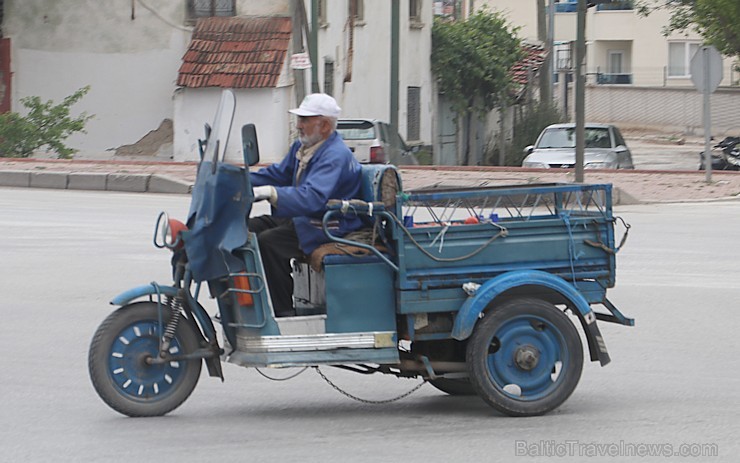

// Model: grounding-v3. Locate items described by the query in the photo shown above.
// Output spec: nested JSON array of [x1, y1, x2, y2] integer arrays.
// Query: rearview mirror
[[524, 145, 534, 155], [197, 123, 213, 160], [241, 124, 260, 166]]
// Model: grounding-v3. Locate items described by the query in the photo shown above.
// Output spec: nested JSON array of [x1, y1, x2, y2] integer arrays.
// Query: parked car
[[522, 123, 634, 170], [337, 118, 419, 165]]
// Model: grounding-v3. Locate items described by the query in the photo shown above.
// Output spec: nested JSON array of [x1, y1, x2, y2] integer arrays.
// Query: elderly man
[[250, 93, 363, 317]]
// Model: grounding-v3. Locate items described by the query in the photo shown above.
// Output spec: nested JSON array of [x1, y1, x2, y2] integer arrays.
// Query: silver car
[[522, 123, 634, 169], [336, 118, 418, 165]]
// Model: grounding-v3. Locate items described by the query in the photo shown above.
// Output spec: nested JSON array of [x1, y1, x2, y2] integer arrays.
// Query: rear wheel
[[466, 298, 583, 416], [88, 302, 202, 417]]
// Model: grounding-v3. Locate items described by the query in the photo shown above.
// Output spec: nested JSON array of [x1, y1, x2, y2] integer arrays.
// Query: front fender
[[110, 283, 179, 306], [452, 270, 610, 366]]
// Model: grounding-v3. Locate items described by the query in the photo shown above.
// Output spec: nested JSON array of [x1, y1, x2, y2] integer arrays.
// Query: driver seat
[[307, 164, 402, 272]]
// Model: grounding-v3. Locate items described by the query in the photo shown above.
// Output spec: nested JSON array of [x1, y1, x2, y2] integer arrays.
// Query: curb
[[0, 170, 192, 194]]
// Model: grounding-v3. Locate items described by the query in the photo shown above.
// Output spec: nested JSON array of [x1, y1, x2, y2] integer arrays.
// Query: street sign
[[690, 46, 723, 182], [290, 53, 312, 70], [690, 45, 723, 94]]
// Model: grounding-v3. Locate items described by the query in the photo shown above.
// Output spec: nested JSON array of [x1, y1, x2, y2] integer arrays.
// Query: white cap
[[289, 93, 341, 118]]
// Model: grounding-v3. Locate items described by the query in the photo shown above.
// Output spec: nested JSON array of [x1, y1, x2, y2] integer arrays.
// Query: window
[[407, 87, 421, 141], [318, 0, 327, 25], [349, 0, 364, 22], [555, 1, 577, 13], [596, 1, 634, 11], [668, 41, 700, 77], [409, 0, 421, 22], [613, 127, 626, 147], [324, 59, 334, 97], [336, 120, 376, 141], [187, 0, 235, 24], [608, 51, 623, 74]]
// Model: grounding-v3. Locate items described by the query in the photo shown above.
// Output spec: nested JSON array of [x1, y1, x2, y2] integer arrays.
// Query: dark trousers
[[248, 215, 304, 316]]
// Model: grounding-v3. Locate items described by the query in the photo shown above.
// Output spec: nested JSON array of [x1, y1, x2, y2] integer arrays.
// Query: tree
[[0, 86, 93, 159], [637, 0, 740, 59], [432, 9, 523, 164]]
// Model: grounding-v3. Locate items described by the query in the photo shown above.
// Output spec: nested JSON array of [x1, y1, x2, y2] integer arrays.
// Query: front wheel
[[88, 302, 202, 417], [466, 298, 583, 417]]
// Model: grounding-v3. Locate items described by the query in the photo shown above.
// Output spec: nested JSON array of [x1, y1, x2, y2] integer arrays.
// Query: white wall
[[173, 87, 293, 164], [4, 0, 191, 156], [310, 0, 433, 145], [581, 86, 740, 136], [4, 0, 434, 159], [2, 0, 292, 157]]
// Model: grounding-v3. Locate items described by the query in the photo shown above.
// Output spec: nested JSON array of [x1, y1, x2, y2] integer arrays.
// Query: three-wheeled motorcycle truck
[[88, 91, 634, 417]]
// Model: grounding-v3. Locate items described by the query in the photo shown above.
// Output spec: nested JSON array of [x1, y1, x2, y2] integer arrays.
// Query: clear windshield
[[337, 121, 376, 140], [202, 89, 236, 162], [537, 127, 611, 149]]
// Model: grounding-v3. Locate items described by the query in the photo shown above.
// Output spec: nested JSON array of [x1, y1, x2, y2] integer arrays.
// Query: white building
[[470, 0, 738, 87], [0, 0, 434, 162], [311, 0, 433, 147], [468, 0, 740, 134]]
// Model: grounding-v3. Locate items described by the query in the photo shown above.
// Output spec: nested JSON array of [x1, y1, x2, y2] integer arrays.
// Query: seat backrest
[[359, 164, 402, 210]]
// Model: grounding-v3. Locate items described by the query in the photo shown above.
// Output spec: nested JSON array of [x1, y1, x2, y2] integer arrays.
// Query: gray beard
[[299, 132, 323, 148]]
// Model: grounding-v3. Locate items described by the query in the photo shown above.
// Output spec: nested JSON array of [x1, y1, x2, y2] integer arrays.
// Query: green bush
[[0, 86, 93, 159]]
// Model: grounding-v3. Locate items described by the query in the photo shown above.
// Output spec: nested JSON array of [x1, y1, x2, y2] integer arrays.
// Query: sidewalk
[[2, 157, 740, 204]]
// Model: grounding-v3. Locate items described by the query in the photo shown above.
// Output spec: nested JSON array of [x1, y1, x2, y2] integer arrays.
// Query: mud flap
[[580, 311, 611, 366]]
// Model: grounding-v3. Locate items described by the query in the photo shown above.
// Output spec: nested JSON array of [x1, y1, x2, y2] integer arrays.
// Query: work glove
[[253, 185, 277, 203]]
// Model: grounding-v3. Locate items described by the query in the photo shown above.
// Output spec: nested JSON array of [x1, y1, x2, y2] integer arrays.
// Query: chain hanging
[[255, 367, 308, 381], [314, 366, 427, 405]]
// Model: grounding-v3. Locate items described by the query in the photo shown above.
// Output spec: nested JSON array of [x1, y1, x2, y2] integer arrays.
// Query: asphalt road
[[1, 188, 738, 462]]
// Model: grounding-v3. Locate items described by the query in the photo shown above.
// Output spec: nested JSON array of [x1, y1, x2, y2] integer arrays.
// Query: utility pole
[[574, 0, 586, 183], [537, 0, 551, 103], [390, 0, 399, 135], [547, 0, 555, 105], [291, 0, 307, 104], [309, 0, 320, 93]]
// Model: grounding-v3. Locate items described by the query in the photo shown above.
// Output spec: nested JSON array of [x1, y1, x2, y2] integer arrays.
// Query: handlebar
[[326, 199, 385, 215]]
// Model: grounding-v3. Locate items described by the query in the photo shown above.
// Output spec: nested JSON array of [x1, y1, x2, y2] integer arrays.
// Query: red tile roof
[[177, 16, 292, 89], [510, 43, 547, 86]]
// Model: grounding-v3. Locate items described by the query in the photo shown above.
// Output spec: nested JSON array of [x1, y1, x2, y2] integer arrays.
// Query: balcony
[[596, 1, 633, 11], [555, 2, 577, 13], [555, 1, 634, 13], [596, 73, 633, 84]]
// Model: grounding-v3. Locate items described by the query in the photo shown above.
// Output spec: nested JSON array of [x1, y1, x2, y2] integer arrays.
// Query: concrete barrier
[[107, 173, 150, 193], [30, 171, 69, 189], [149, 175, 191, 194], [68, 172, 108, 191], [0, 170, 31, 187]]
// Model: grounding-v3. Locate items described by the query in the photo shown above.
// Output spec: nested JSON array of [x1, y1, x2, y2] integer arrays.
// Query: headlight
[[725, 154, 740, 166], [584, 162, 612, 169], [522, 161, 549, 169]]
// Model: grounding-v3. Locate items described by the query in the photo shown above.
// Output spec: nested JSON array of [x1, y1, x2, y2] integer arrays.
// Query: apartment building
[[468, 0, 740, 134], [471, 0, 737, 87]]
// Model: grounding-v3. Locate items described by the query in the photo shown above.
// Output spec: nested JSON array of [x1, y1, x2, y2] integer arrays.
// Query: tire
[[429, 378, 477, 396], [88, 302, 202, 417], [466, 298, 583, 417]]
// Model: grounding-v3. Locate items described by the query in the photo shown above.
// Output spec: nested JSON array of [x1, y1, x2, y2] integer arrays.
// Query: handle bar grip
[[326, 199, 385, 215]]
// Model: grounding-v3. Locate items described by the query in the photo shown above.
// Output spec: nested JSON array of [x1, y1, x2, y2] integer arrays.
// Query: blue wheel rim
[[486, 315, 569, 401], [107, 320, 186, 401]]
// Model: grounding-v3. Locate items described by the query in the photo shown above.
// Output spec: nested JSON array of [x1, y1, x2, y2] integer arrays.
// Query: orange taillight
[[233, 275, 254, 306]]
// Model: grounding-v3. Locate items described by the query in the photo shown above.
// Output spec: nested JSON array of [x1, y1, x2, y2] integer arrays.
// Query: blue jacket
[[251, 132, 363, 254]]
